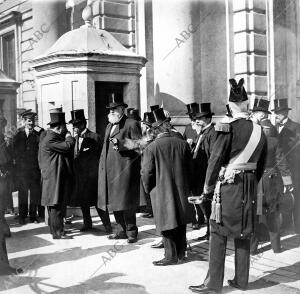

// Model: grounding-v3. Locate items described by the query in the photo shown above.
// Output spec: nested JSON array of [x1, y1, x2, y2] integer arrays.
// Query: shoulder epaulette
[[214, 122, 231, 132]]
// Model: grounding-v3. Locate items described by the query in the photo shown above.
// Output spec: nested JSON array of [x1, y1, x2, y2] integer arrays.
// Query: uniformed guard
[[189, 78, 267, 294], [13, 110, 44, 225]]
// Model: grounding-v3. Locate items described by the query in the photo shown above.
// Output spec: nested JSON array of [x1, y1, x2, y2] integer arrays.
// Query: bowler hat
[[272, 99, 291, 112], [150, 105, 160, 112], [106, 93, 128, 109], [47, 111, 66, 126], [69, 109, 87, 124], [195, 103, 215, 119], [152, 108, 168, 127], [229, 78, 248, 102], [251, 98, 271, 114], [20, 109, 37, 119], [127, 108, 141, 121], [225, 104, 232, 117], [141, 112, 155, 126]]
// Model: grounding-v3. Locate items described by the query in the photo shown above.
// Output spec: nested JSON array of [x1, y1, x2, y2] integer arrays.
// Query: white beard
[[108, 113, 122, 124]]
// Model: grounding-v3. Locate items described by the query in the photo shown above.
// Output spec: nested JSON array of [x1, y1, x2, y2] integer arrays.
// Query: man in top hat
[[183, 103, 199, 151], [69, 109, 112, 233], [272, 98, 300, 233], [189, 103, 217, 239], [12, 109, 44, 225], [189, 78, 267, 294], [98, 93, 142, 243], [127, 108, 141, 122], [39, 110, 75, 239], [141, 107, 192, 265]]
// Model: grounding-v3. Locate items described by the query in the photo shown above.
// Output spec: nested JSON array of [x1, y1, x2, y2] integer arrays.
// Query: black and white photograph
[[0, 0, 300, 293]]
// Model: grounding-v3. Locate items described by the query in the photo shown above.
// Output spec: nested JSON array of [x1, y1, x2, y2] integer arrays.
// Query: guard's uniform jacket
[[276, 118, 300, 231], [204, 115, 267, 238]]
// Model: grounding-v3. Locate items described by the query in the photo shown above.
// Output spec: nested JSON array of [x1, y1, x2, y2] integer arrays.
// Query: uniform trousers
[[81, 205, 111, 228], [18, 173, 40, 220], [113, 209, 138, 238], [48, 204, 66, 237], [199, 201, 211, 235], [161, 225, 187, 261], [0, 227, 12, 275], [204, 226, 250, 291]]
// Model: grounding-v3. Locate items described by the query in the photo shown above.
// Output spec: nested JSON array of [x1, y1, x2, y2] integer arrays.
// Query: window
[[1, 31, 16, 79]]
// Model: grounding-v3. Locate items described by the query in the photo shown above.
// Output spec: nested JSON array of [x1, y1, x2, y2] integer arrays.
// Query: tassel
[[256, 192, 263, 215], [210, 196, 216, 221], [216, 195, 222, 223]]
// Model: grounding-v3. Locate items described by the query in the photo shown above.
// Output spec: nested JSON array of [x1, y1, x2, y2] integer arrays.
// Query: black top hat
[[251, 98, 271, 114], [69, 109, 87, 124], [225, 104, 232, 117], [195, 103, 215, 119], [152, 108, 168, 127], [106, 93, 128, 109], [47, 111, 66, 126], [150, 105, 160, 112], [186, 103, 199, 115], [229, 78, 248, 102], [127, 108, 141, 121], [272, 99, 292, 112], [20, 109, 37, 118], [141, 112, 155, 126]]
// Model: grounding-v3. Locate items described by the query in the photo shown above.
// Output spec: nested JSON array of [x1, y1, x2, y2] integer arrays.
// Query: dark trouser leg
[[96, 207, 111, 228], [174, 225, 187, 259], [81, 205, 92, 227], [293, 183, 300, 232], [266, 212, 281, 253], [200, 201, 211, 235], [124, 209, 138, 238], [49, 205, 64, 237], [18, 176, 29, 219], [29, 177, 41, 219], [113, 211, 127, 236], [234, 238, 250, 289], [38, 205, 45, 218], [161, 229, 178, 261], [250, 234, 259, 254], [192, 204, 205, 225], [204, 226, 227, 292], [0, 227, 12, 275]]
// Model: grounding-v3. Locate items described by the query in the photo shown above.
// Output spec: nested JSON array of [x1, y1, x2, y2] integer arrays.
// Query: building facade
[[0, 0, 299, 130]]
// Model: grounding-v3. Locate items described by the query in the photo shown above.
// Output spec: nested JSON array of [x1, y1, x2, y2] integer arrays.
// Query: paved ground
[[1, 212, 300, 294]]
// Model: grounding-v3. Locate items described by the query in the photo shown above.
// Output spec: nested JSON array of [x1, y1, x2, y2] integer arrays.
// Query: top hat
[[186, 103, 199, 115], [152, 108, 168, 127], [225, 104, 232, 117], [127, 108, 141, 121], [251, 98, 271, 114], [195, 103, 215, 119], [69, 109, 87, 124], [20, 109, 37, 119], [272, 99, 292, 112], [141, 112, 155, 126], [150, 105, 160, 112], [106, 93, 128, 109], [47, 111, 66, 126], [50, 107, 63, 113], [229, 78, 248, 102]]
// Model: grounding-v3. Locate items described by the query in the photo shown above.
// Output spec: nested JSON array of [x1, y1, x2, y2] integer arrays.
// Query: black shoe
[[127, 236, 138, 243], [151, 241, 164, 249], [192, 223, 200, 230], [227, 279, 246, 291], [152, 258, 177, 266], [4, 231, 11, 238], [188, 284, 220, 293], [80, 225, 93, 232], [30, 217, 40, 224], [19, 218, 26, 225], [104, 225, 113, 234], [197, 233, 209, 241], [108, 232, 127, 240]]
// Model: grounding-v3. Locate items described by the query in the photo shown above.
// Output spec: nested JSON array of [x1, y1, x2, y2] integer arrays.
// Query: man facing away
[[39, 110, 75, 239], [69, 109, 112, 233], [141, 108, 192, 266], [189, 78, 267, 294]]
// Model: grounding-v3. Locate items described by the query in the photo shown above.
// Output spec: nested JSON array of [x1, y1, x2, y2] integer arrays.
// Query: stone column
[[232, 0, 268, 106], [32, 1, 69, 57]]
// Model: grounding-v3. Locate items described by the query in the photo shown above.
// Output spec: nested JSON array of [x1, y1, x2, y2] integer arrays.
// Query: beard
[[108, 112, 122, 124]]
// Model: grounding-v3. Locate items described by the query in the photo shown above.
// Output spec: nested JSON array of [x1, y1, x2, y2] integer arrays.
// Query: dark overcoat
[[141, 133, 192, 232], [191, 124, 217, 195], [38, 131, 75, 206], [70, 129, 102, 207], [183, 123, 198, 149], [98, 115, 142, 212], [204, 118, 267, 238]]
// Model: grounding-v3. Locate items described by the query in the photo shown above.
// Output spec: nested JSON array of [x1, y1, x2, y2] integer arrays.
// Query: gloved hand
[[284, 185, 294, 193]]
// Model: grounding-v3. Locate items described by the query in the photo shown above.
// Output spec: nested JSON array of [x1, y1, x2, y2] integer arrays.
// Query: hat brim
[[250, 107, 271, 114], [69, 118, 88, 124], [194, 112, 214, 119], [272, 107, 292, 113], [47, 121, 66, 126], [106, 103, 128, 109], [152, 119, 168, 128]]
